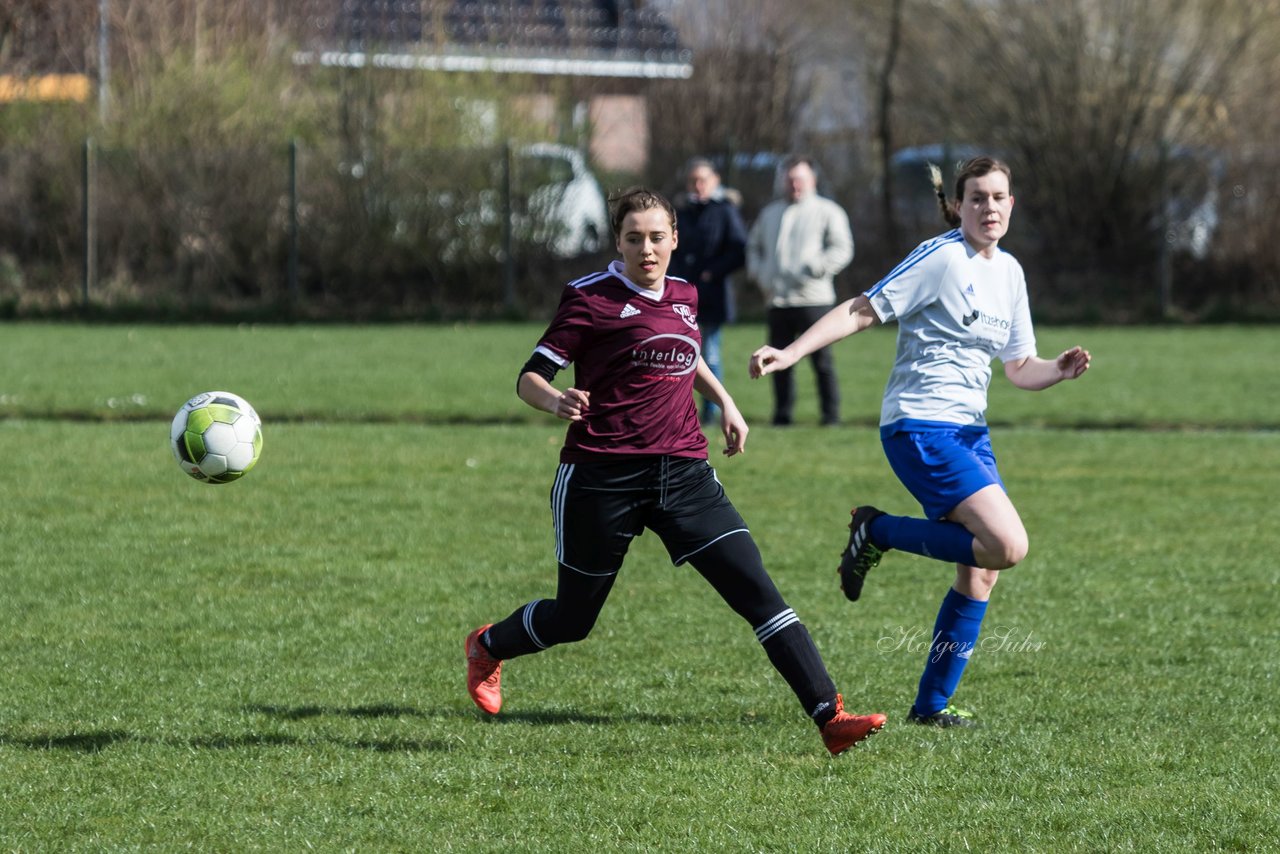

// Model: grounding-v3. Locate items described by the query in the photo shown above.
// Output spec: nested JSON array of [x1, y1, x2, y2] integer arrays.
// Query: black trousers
[[767, 304, 840, 425]]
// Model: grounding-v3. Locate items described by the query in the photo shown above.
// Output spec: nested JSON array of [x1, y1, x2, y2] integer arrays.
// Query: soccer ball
[[170, 391, 263, 483]]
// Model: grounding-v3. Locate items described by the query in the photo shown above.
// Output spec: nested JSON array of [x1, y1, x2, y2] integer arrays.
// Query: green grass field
[[2, 323, 1278, 851]]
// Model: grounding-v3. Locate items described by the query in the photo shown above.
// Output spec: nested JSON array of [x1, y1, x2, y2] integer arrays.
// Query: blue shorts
[[880, 421, 1005, 521]]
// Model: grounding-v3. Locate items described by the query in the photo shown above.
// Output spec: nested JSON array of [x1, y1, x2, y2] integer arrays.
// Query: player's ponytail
[[928, 163, 961, 227]]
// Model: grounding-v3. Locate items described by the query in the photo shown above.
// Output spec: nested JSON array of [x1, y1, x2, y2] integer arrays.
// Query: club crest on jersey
[[672, 304, 698, 330], [619, 302, 641, 319]]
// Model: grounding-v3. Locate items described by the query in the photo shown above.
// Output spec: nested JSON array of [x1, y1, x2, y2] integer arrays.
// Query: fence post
[[501, 140, 516, 313], [82, 137, 97, 304], [1157, 138, 1173, 319], [289, 138, 300, 308]]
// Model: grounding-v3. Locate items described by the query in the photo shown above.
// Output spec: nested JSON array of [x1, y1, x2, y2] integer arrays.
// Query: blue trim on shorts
[[879, 419, 1004, 521]]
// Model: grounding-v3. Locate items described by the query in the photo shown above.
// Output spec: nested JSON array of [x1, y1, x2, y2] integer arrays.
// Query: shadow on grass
[[245, 702, 699, 727], [0, 728, 450, 754], [490, 709, 692, 726], [242, 703, 420, 720], [0, 731, 131, 753], [0, 704, 720, 755]]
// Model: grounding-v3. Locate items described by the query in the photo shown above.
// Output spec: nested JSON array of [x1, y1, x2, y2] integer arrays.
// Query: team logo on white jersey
[[619, 303, 641, 319], [961, 309, 1011, 330], [672, 303, 698, 330]]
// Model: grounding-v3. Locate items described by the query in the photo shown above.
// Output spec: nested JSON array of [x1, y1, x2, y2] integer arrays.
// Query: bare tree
[[874, 0, 905, 255], [904, 0, 1268, 273], [1210, 1, 1280, 307], [0, 1, 96, 75], [646, 0, 820, 211]]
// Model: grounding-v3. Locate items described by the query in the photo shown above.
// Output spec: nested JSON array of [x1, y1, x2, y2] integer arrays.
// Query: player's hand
[[749, 346, 794, 379], [1057, 346, 1091, 380], [719, 401, 749, 457], [555, 388, 590, 421]]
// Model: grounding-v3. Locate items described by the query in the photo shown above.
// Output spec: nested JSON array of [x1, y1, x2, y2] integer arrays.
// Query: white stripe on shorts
[[552, 463, 574, 564], [672, 527, 748, 566]]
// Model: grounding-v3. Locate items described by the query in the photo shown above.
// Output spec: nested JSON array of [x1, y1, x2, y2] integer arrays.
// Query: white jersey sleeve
[[865, 230, 961, 324]]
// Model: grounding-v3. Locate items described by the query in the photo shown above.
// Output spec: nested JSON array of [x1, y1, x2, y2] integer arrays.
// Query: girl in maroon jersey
[[464, 187, 885, 755]]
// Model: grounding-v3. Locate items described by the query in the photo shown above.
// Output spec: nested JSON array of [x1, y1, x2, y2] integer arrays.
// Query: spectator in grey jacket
[[747, 156, 854, 426]]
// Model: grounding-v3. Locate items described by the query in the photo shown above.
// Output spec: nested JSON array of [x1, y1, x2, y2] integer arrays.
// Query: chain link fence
[[2, 134, 1278, 322], [1, 137, 614, 320]]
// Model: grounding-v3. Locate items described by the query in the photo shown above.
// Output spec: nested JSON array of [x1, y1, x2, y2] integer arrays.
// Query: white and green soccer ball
[[170, 391, 263, 484]]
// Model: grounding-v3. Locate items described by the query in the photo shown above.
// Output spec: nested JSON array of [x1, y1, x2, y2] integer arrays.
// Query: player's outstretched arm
[[749, 296, 880, 379], [518, 372, 590, 421]]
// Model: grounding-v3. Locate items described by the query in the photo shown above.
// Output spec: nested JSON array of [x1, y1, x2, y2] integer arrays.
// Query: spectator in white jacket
[[747, 156, 854, 426]]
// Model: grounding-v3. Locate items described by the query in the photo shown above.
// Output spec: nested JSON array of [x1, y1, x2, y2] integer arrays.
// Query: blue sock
[[912, 588, 988, 716], [870, 514, 976, 566]]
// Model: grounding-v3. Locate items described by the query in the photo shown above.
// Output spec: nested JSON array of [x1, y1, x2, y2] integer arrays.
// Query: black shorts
[[550, 456, 748, 574]]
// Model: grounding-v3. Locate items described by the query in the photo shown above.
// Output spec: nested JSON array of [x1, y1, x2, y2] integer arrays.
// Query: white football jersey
[[865, 229, 1037, 427]]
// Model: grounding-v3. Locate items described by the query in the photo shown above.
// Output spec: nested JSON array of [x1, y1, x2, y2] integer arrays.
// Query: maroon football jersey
[[532, 260, 707, 463]]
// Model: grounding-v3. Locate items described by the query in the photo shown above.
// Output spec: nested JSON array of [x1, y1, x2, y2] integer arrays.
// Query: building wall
[[588, 94, 649, 173]]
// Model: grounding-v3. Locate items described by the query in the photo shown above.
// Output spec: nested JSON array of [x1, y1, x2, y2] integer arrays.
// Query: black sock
[[483, 601, 547, 660], [760, 622, 840, 728]]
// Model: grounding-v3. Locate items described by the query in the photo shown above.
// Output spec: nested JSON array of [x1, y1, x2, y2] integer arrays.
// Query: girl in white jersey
[[750, 157, 1090, 727]]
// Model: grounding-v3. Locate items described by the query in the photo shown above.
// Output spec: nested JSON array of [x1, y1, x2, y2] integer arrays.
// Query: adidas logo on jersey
[[619, 303, 641, 318]]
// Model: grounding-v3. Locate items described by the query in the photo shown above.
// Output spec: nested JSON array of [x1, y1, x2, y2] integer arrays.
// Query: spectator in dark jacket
[[670, 157, 748, 424]]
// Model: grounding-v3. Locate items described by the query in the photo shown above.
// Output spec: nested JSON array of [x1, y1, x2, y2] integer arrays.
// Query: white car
[[393, 143, 611, 264], [514, 143, 611, 259]]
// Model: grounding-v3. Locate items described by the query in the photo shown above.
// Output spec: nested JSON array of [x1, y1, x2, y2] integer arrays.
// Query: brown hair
[[609, 186, 676, 238], [682, 156, 717, 178], [782, 154, 818, 173], [928, 156, 1013, 227]]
